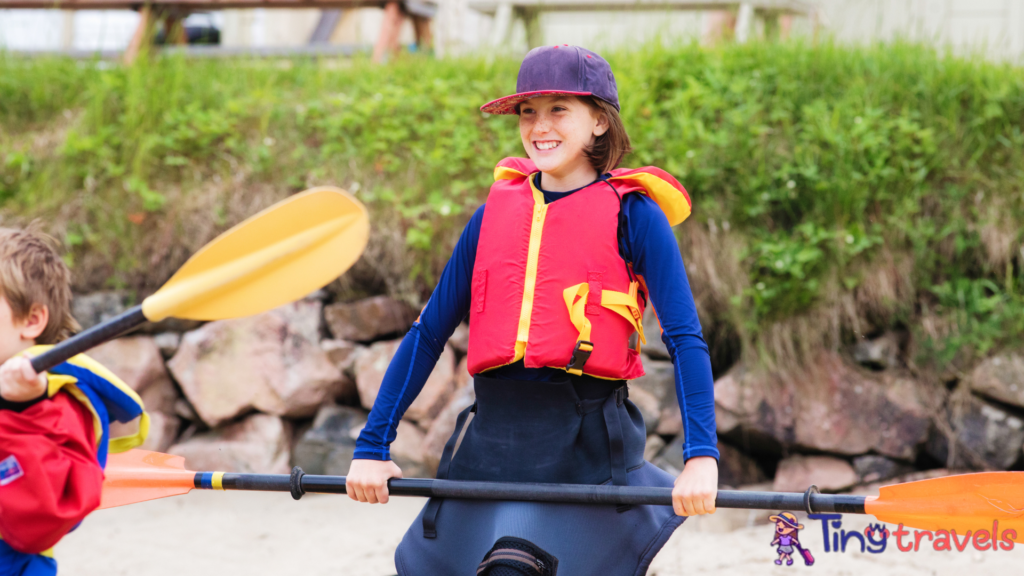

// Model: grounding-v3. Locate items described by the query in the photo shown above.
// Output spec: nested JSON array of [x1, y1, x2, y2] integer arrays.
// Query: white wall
[[0, 9, 138, 50], [2, 1, 1024, 61], [815, 0, 1024, 60]]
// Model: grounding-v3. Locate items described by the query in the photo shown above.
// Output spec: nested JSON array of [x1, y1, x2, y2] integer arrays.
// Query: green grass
[[3, 41, 1024, 371]]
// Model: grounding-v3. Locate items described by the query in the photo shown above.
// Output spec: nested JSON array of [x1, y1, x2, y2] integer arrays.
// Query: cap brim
[[480, 90, 593, 115]]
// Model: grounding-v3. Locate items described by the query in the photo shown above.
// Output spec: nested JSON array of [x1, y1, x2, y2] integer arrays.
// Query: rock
[[629, 386, 661, 435], [449, 323, 470, 355], [320, 339, 360, 402], [852, 333, 900, 370], [88, 336, 178, 414], [644, 435, 666, 462], [72, 292, 127, 330], [324, 296, 417, 342], [652, 433, 686, 476], [140, 411, 181, 453], [168, 300, 345, 427], [849, 468, 951, 496], [321, 339, 359, 374], [651, 438, 762, 487], [656, 402, 682, 436], [153, 332, 181, 359], [925, 395, 1024, 470], [169, 413, 291, 474], [352, 340, 455, 426], [631, 356, 676, 434], [717, 442, 766, 488], [715, 352, 935, 460], [632, 358, 675, 410], [423, 385, 476, 471], [454, 357, 471, 390], [773, 455, 858, 493], [353, 340, 398, 409], [852, 455, 914, 484], [968, 350, 1024, 410], [390, 420, 429, 478], [291, 404, 368, 476], [174, 397, 201, 422], [641, 307, 669, 360]]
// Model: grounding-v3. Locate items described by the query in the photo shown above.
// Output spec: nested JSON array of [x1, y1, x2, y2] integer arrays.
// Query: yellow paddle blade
[[100, 450, 197, 509], [141, 187, 369, 321], [865, 471, 1024, 533]]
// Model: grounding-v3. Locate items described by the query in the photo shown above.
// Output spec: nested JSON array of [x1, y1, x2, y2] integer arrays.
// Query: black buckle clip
[[565, 340, 594, 372]]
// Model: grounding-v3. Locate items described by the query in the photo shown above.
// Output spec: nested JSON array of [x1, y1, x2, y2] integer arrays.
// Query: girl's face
[[519, 95, 608, 179]]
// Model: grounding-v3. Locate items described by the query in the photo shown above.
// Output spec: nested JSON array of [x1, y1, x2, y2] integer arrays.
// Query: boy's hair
[[0, 227, 80, 344], [583, 97, 632, 175]]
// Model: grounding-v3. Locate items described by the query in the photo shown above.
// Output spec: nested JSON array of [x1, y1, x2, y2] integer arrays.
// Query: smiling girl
[[347, 45, 719, 575]]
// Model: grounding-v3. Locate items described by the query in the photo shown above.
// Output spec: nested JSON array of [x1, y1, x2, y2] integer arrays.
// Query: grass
[[2, 41, 1024, 373]]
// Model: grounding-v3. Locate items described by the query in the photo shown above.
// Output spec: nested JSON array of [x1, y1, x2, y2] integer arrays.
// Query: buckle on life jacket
[[566, 340, 594, 374]]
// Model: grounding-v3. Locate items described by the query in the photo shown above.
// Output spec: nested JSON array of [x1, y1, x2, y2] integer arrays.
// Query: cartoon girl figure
[[770, 512, 805, 566]]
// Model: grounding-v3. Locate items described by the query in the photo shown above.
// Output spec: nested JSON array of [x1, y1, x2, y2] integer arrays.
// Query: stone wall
[[74, 291, 1024, 491]]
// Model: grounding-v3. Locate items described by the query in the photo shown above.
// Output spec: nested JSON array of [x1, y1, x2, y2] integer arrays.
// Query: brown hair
[[583, 97, 632, 175], [0, 226, 79, 344]]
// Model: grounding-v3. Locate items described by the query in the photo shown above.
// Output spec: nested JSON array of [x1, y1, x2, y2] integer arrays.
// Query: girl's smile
[[519, 95, 608, 191]]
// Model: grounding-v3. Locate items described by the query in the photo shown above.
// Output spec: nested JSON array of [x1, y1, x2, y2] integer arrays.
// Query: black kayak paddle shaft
[[208, 468, 867, 515], [31, 306, 147, 373]]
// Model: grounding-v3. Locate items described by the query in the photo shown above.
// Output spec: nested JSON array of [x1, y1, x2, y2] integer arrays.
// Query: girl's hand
[[346, 459, 403, 504], [0, 356, 47, 403], [672, 456, 718, 516]]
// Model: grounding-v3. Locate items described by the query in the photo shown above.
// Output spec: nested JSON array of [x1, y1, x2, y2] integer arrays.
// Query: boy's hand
[[672, 456, 718, 516], [346, 459, 403, 504], [0, 356, 47, 403]]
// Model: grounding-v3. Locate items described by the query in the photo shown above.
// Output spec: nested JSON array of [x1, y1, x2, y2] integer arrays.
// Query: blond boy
[[0, 228, 147, 576]]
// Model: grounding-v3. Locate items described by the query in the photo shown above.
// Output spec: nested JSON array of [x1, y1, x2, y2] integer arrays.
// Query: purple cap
[[481, 44, 619, 115]]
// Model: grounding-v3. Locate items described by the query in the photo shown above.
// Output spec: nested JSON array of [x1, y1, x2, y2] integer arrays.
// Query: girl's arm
[[622, 193, 719, 516], [348, 205, 483, 502], [622, 194, 719, 461]]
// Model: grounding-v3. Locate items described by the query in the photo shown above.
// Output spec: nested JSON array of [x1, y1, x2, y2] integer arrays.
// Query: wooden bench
[[0, 0, 436, 62], [466, 0, 816, 48]]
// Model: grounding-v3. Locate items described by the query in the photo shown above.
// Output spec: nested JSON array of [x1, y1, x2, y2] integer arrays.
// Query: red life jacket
[[466, 158, 692, 381]]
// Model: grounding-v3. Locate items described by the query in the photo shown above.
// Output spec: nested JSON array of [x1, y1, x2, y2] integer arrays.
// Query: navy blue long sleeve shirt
[[355, 175, 719, 463]]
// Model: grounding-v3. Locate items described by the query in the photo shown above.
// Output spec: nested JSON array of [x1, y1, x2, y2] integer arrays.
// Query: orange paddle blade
[[100, 449, 196, 509], [865, 471, 1024, 532]]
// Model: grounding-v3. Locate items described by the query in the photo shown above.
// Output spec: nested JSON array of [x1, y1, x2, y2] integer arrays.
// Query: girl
[[347, 45, 719, 575]]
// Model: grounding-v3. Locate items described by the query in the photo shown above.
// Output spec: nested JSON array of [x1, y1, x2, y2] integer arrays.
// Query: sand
[[55, 491, 1019, 575]]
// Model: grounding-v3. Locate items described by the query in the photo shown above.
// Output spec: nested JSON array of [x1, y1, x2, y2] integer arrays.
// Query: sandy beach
[[54, 490, 1019, 576]]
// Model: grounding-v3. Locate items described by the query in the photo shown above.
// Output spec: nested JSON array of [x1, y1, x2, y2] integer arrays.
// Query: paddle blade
[[100, 449, 196, 509], [141, 187, 369, 322], [865, 471, 1024, 533]]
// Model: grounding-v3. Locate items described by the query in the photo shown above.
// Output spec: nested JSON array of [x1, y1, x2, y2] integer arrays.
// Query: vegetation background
[[2, 41, 1024, 380]]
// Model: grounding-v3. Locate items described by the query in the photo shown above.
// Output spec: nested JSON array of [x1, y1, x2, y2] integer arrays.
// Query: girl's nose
[[533, 113, 552, 133]]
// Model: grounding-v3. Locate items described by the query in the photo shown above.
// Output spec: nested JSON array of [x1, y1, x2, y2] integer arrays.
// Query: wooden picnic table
[[467, 0, 816, 48], [0, 0, 436, 62]]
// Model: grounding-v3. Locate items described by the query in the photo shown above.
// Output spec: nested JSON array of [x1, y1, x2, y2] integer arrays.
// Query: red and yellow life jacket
[[466, 158, 692, 381]]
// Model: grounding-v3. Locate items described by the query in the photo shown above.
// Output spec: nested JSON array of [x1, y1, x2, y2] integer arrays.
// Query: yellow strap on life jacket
[[563, 281, 646, 375], [25, 346, 149, 454]]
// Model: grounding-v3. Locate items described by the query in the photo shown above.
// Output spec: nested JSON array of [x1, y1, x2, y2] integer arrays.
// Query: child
[[347, 45, 719, 575], [0, 228, 148, 576]]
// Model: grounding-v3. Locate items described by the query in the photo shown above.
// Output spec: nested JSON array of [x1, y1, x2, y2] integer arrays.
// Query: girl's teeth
[[537, 141, 560, 150]]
